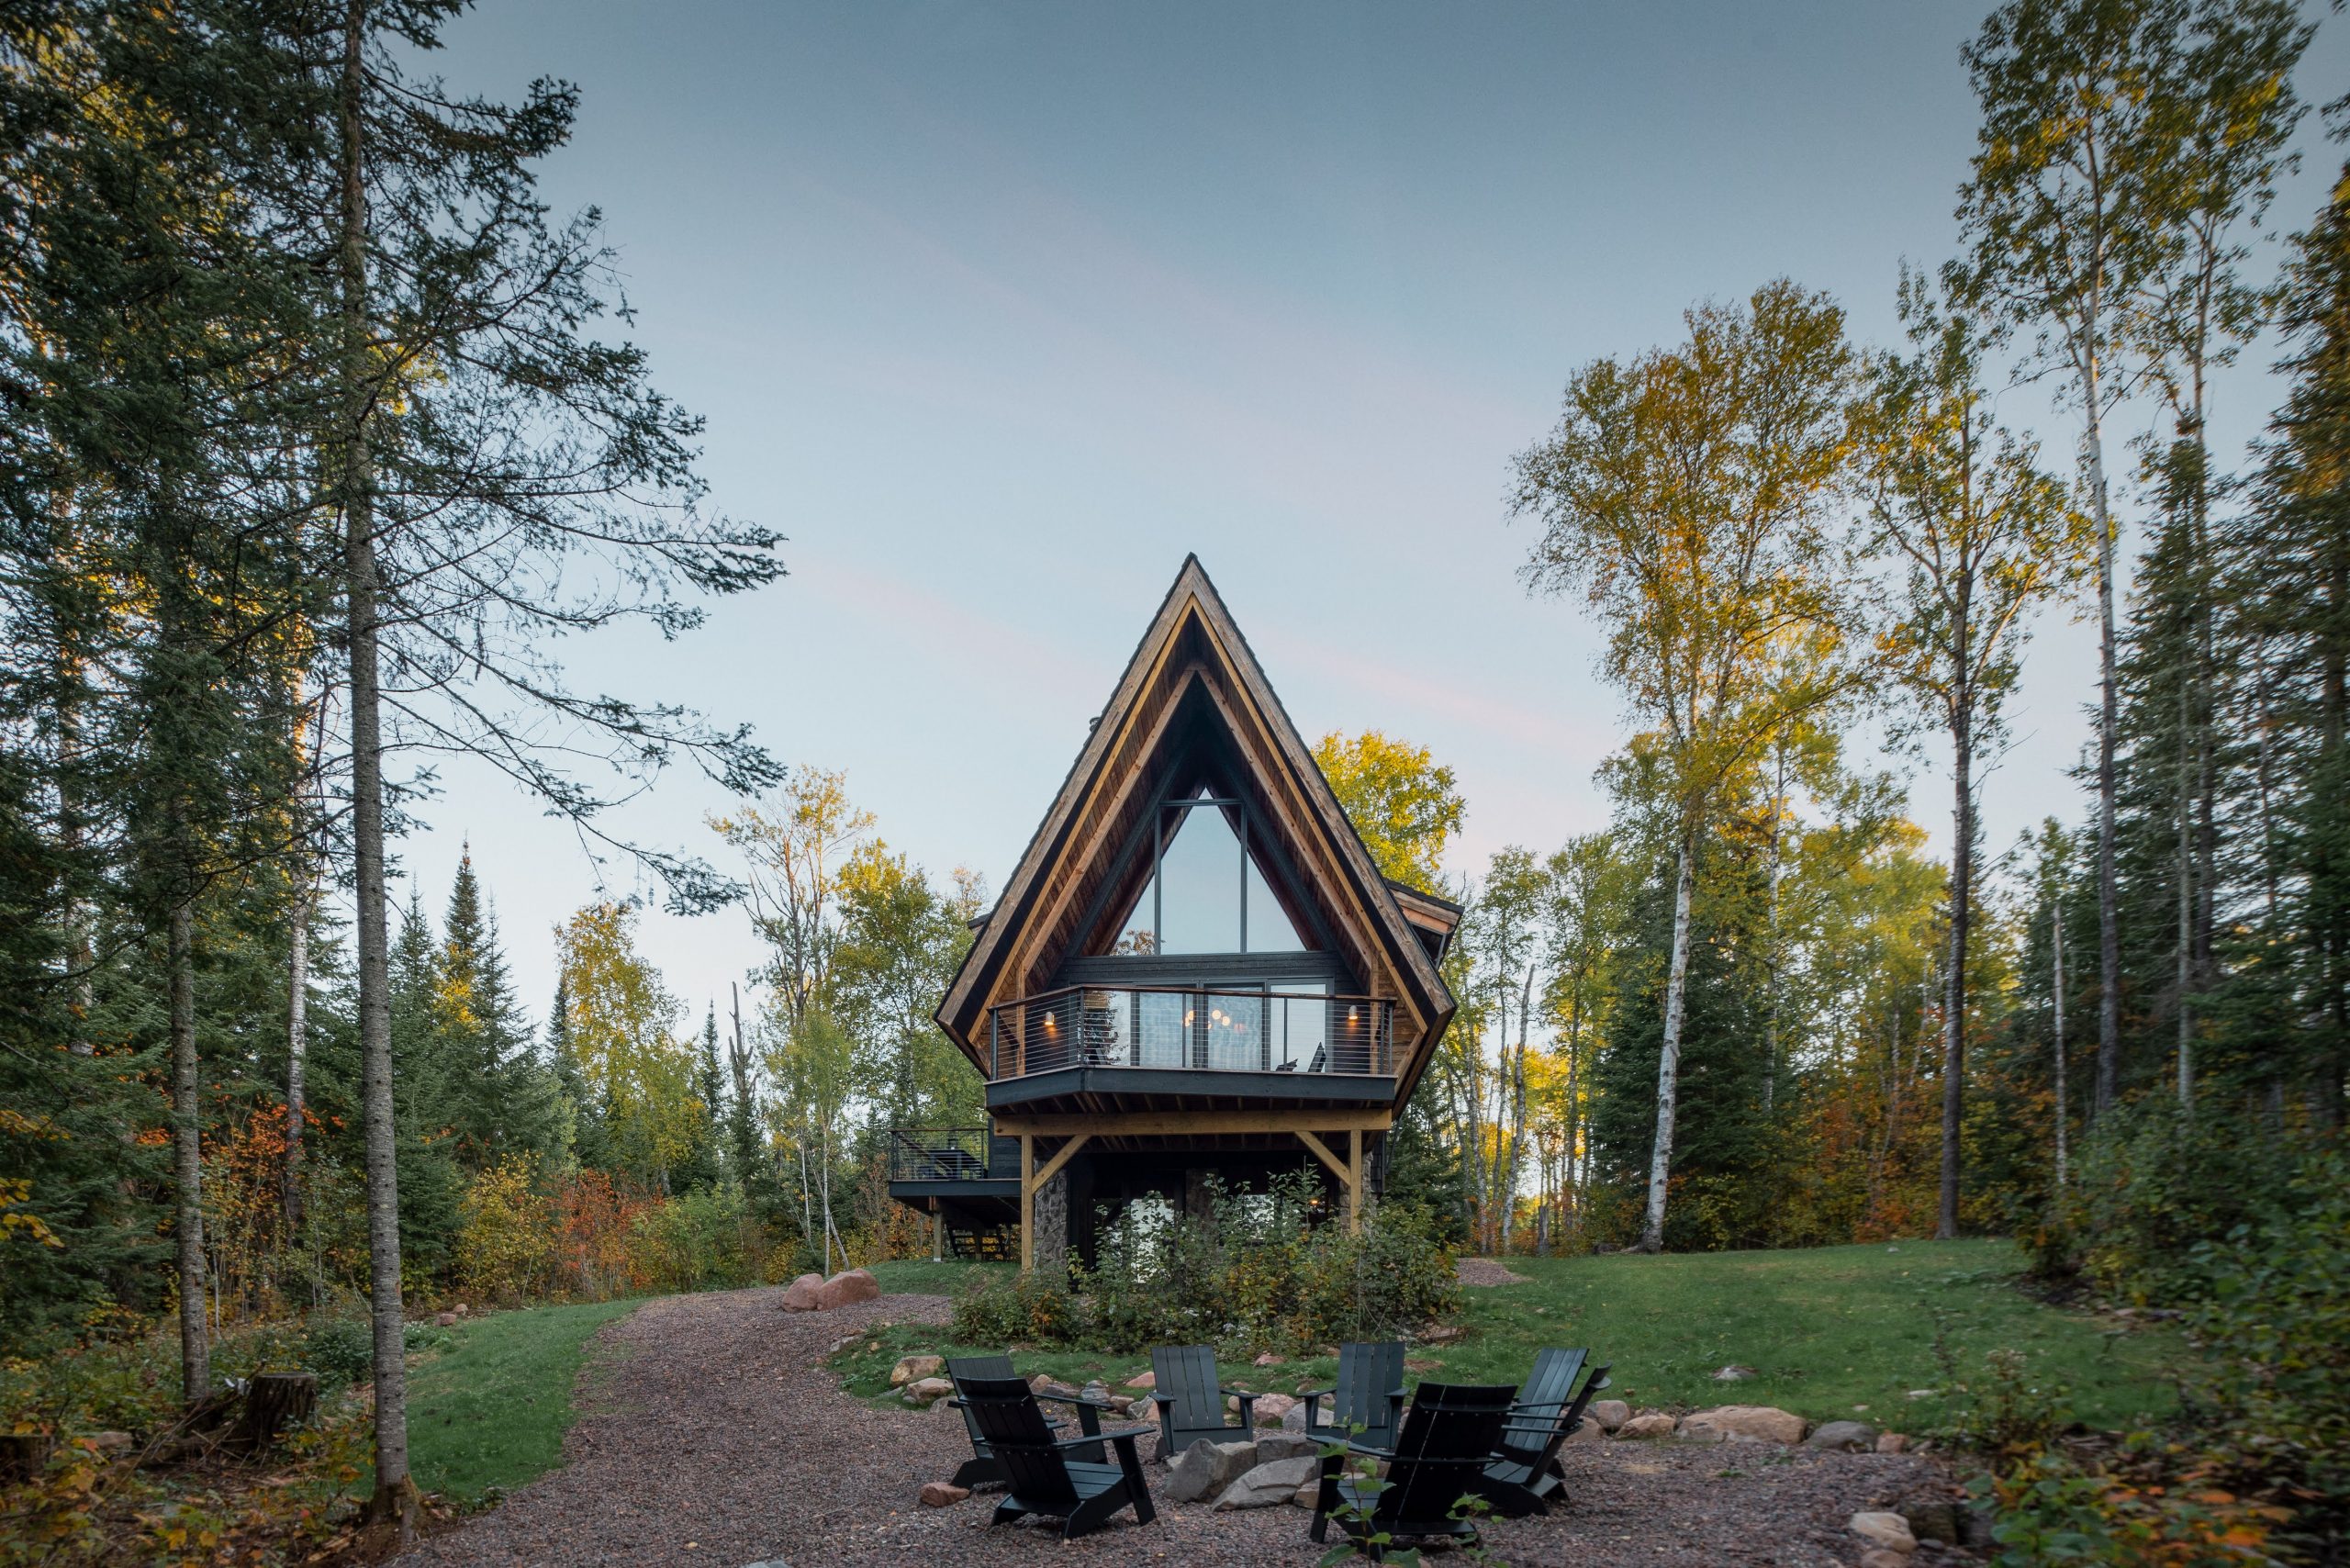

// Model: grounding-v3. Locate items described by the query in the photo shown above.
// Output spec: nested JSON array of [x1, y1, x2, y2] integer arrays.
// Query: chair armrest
[[1147, 1393, 1176, 1408], [1035, 1392, 1124, 1412], [1046, 1427, 1147, 1454], [1342, 1438, 1397, 1460], [1219, 1386, 1259, 1401], [1297, 1384, 1336, 1401]]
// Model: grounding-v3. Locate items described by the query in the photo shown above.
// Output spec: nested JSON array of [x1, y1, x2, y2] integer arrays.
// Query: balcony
[[986, 984, 1395, 1083]]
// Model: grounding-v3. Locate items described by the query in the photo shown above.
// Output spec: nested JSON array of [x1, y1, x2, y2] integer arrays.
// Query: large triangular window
[[1109, 789, 1308, 955]]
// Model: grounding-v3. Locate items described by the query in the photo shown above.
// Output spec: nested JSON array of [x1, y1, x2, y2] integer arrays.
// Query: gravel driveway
[[397, 1285, 1976, 1568]]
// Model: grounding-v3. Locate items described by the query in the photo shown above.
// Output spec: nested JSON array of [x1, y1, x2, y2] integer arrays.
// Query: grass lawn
[[842, 1241, 2184, 1436], [405, 1297, 640, 1504]]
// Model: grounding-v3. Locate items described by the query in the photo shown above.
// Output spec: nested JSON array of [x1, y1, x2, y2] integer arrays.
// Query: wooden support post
[[1019, 1132, 1035, 1273], [1032, 1133, 1091, 1192], [1348, 1128, 1363, 1235]]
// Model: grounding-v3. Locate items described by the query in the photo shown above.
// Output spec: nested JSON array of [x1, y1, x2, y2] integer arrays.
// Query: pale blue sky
[[387, 1, 2347, 1035]]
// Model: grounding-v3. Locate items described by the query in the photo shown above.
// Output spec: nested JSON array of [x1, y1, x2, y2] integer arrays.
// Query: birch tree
[[1958, 0, 2177, 1117], [1857, 274, 2088, 1239], [1512, 279, 1859, 1251]]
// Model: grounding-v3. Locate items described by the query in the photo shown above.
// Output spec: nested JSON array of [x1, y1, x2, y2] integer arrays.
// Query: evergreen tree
[[387, 892, 459, 1282], [437, 848, 561, 1165]]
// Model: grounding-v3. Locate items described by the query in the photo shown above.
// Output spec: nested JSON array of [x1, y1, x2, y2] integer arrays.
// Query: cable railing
[[985, 985, 1395, 1081], [886, 1126, 996, 1182]]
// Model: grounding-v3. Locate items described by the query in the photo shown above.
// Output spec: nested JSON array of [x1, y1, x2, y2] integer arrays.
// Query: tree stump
[[232, 1372, 318, 1452]]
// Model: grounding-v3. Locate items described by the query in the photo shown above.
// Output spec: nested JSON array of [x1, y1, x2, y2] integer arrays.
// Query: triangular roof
[[935, 556, 1457, 1103]]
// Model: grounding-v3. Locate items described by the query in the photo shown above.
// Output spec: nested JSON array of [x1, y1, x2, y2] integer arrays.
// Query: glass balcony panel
[[1270, 983, 1331, 1071], [1201, 989, 1262, 1070], [1136, 990, 1188, 1068]]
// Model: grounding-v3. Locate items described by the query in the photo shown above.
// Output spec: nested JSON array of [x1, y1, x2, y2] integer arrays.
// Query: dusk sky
[[391, 1, 2349, 1035]]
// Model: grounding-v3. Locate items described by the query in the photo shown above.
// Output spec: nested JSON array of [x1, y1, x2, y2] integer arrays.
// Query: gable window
[[1113, 788, 1308, 955]]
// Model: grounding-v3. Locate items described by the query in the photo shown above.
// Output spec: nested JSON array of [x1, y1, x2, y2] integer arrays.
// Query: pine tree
[[437, 848, 560, 1166], [387, 893, 459, 1282]]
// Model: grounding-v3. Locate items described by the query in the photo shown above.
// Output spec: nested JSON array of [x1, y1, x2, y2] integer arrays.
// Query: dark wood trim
[[987, 1065, 1396, 1112], [1055, 953, 1352, 987]]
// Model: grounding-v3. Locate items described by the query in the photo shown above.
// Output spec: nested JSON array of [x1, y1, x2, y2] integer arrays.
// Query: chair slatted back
[[1501, 1347, 1587, 1464], [955, 1374, 1080, 1507], [1379, 1383, 1517, 1528], [1151, 1344, 1228, 1448], [1330, 1341, 1405, 1448], [947, 1355, 1018, 1454]]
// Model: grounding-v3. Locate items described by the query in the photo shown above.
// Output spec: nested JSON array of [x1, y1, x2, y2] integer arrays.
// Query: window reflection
[[1110, 788, 1314, 955]]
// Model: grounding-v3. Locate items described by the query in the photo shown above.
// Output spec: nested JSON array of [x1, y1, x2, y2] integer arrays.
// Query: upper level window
[[1112, 789, 1308, 955]]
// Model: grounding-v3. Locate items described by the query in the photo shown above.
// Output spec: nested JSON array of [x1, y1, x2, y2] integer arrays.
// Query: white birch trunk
[[170, 900, 208, 1404], [1638, 838, 1697, 1252]]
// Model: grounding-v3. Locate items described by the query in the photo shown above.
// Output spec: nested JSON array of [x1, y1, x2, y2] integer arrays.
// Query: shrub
[[458, 1157, 559, 1304], [949, 1269, 1078, 1345], [298, 1317, 373, 1394]]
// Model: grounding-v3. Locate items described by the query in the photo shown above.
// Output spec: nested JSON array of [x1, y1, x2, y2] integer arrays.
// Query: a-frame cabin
[[889, 556, 1460, 1271]]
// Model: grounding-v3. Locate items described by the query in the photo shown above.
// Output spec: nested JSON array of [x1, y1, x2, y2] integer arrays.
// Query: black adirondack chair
[[1474, 1354, 1610, 1517], [953, 1374, 1156, 1540], [946, 1355, 1120, 1488], [1147, 1344, 1255, 1461], [1312, 1382, 1518, 1562], [1302, 1340, 1407, 1452]]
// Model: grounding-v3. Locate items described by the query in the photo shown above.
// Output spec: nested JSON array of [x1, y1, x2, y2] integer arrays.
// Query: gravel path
[[398, 1286, 1978, 1568]]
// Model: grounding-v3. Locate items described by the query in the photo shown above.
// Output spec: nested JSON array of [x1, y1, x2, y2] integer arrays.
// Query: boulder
[[781, 1272, 825, 1311], [1252, 1433, 1319, 1464], [1849, 1510, 1918, 1553], [1617, 1413, 1677, 1439], [890, 1354, 944, 1387], [816, 1268, 879, 1309], [1862, 1552, 1912, 1568], [1875, 1432, 1909, 1454], [432, 1311, 459, 1327], [901, 1377, 955, 1407], [1253, 1351, 1283, 1367], [1807, 1419, 1877, 1452], [1080, 1379, 1112, 1406], [1215, 1455, 1320, 1509], [918, 1481, 970, 1507], [1563, 1417, 1605, 1444], [1280, 1401, 1309, 1432], [1125, 1370, 1156, 1389], [1253, 1394, 1297, 1427], [1589, 1398, 1632, 1431], [1291, 1481, 1321, 1509], [1900, 1499, 1958, 1545], [1418, 1325, 1463, 1344], [1679, 1406, 1806, 1445], [1162, 1439, 1258, 1505], [1711, 1364, 1758, 1382], [1127, 1396, 1156, 1419]]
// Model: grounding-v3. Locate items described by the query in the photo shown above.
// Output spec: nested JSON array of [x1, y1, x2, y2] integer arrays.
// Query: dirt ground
[[396, 1285, 1978, 1568]]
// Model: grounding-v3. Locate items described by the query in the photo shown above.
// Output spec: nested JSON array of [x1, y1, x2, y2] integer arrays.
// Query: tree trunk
[[1499, 963, 1534, 1252], [170, 898, 208, 1405], [285, 874, 310, 1235], [2053, 892, 2068, 1193], [2087, 395, 2122, 1118], [1638, 838, 1697, 1253], [340, 1, 414, 1533], [1937, 713, 1973, 1241], [1763, 740, 1787, 1115], [2177, 679, 2194, 1108]]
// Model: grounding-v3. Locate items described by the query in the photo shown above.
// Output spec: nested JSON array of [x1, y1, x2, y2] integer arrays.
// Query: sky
[[383, 0, 2350, 1036]]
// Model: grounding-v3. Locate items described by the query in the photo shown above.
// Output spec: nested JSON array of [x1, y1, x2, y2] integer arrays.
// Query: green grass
[[834, 1240, 2185, 1435], [405, 1298, 640, 1504]]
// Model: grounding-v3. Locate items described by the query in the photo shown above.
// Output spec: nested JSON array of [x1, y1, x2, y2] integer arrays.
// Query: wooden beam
[[1295, 1130, 1349, 1184], [1031, 1133, 1091, 1192], [1019, 1133, 1035, 1273], [995, 1109, 1393, 1138], [1348, 1128, 1363, 1236]]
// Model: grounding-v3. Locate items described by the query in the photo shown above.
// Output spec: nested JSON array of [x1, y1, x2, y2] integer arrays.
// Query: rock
[[890, 1354, 944, 1387], [1418, 1325, 1463, 1344], [1080, 1380, 1112, 1406], [1252, 1433, 1318, 1463], [1214, 1455, 1319, 1509], [1280, 1401, 1309, 1432], [1162, 1439, 1259, 1504], [1253, 1351, 1282, 1367], [1711, 1364, 1757, 1382], [1617, 1413, 1677, 1439], [1032, 1375, 1081, 1399], [1875, 1432, 1908, 1454], [1679, 1406, 1806, 1445], [781, 1272, 825, 1311], [816, 1268, 878, 1309], [1900, 1499, 1958, 1545], [1861, 1551, 1911, 1568], [918, 1481, 970, 1507], [1125, 1370, 1156, 1389], [901, 1377, 955, 1407], [453, 1303, 469, 1316], [86, 1431, 131, 1454], [432, 1311, 459, 1327], [1807, 1419, 1876, 1451], [1127, 1396, 1156, 1418], [1291, 1481, 1320, 1509], [1849, 1510, 1918, 1553], [1253, 1394, 1296, 1426], [1563, 1417, 1605, 1444], [1590, 1398, 1631, 1431]]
